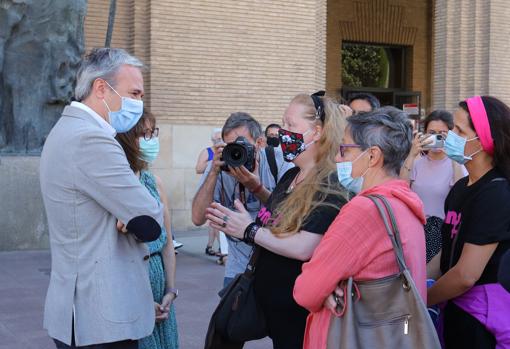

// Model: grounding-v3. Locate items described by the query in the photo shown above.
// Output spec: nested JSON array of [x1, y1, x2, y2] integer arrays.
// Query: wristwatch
[[168, 288, 179, 298]]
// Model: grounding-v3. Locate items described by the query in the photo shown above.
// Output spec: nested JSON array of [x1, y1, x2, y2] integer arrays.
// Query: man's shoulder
[[258, 146, 293, 179]]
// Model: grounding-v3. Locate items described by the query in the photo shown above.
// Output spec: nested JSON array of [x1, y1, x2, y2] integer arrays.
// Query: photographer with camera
[[192, 112, 293, 287], [400, 110, 467, 268]]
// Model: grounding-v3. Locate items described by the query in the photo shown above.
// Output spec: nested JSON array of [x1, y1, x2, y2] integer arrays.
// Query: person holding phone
[[401, 110, 467, 268]]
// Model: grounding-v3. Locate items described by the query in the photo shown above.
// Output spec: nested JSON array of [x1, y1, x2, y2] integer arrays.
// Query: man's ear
[[93, 79, 107, 99]]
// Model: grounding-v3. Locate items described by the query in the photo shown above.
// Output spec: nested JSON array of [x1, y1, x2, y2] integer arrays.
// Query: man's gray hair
[[74, 48, 144, 101], [222, 112, 262, 141], [347, 106, 413, 176]]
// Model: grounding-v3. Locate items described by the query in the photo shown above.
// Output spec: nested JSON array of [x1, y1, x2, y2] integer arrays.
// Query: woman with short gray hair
[[294, 107, 428, 349]]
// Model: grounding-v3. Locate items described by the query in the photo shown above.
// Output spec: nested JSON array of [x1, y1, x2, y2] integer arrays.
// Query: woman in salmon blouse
[[294, 107, 427, 349]]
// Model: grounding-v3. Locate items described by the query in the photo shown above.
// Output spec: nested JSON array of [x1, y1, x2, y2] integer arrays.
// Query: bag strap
[[244, 246, 261, 276], [365, 194, 408, 273], [265, 146, 278, 185], [373, 194, 405, 253]]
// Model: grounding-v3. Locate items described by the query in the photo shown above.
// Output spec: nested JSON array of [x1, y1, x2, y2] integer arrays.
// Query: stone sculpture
[[0, 0, 87, 153]]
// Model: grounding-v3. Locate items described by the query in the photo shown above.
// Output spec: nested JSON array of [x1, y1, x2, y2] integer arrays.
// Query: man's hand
[[229, 162, 261, 192], [116, 220, 128, 234], [211, 142, 226, 174]]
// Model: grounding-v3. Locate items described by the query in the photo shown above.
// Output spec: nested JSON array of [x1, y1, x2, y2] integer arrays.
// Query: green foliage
[[342, 45, 389, 88]]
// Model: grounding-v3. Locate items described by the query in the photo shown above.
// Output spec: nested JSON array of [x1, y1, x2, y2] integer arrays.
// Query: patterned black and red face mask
[[278, 128, 314, 162]]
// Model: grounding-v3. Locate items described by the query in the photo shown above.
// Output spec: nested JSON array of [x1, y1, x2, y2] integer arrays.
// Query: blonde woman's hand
[[206, 200, 253, 240]]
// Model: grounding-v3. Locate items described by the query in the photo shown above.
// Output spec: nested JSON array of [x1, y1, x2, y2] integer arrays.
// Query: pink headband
[[466, 96, 494, 155]]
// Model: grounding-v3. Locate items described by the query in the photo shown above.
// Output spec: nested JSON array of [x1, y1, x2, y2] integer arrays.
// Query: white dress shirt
[[70, 101, 116, 136]]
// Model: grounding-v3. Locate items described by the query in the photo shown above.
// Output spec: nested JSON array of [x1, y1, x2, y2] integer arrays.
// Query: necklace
[[285, 170, 304, 194]]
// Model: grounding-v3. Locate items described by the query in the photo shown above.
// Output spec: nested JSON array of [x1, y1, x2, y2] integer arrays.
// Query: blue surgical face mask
[[444, 130, 480, 165], [336, 150, 368, 194], [139, 137, 160, 163], [103, 81, 143, 133]]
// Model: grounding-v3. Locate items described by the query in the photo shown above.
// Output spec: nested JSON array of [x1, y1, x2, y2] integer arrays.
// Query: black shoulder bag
[[204, 247, 267, 349]]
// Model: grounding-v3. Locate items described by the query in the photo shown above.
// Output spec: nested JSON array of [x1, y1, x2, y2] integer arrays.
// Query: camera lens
[[223, 143, 247, 168], [231, 149, 243, 161], [437, 135, 444, 140]]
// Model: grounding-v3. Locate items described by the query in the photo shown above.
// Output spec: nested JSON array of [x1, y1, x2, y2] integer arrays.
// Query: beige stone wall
[[83, 0, 327, 230], [150, 125, 213, 230], [433, 0, 510, 110]]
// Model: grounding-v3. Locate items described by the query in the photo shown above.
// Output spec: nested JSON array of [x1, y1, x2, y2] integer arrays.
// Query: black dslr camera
[[221, 136, 256, 172]]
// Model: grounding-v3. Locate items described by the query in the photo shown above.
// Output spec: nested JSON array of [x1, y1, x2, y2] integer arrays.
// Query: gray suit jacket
[[40, 105, 164, 346]]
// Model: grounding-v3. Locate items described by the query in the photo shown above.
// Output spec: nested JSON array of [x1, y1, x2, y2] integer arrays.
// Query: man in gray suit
[[40, 48, 164, 349]]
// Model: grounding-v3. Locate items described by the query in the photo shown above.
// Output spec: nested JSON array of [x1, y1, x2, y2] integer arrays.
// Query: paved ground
[[0, 230, 272, 349]]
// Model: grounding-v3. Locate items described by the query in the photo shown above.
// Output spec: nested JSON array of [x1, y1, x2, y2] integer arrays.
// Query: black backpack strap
[[265, 146, 278, 185]]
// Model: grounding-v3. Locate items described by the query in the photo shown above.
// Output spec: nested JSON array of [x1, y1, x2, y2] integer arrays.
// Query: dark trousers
[[53, 316, 139, 349], [53, 338, 138, 349]]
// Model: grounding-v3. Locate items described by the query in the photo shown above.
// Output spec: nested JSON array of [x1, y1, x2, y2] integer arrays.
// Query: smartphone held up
[[422, 134, 444, 149]]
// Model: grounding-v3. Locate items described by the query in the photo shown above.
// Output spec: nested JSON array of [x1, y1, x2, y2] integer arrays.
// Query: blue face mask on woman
[[336, 150, 368, 194], [139, 137, 160, 163], [444, 130, 480, 165], [103, 81, 144, 133]]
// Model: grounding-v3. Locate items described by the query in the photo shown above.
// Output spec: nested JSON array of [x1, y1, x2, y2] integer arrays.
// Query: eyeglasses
[[143, 127, 159, 141], [339, 143, 362, 157]]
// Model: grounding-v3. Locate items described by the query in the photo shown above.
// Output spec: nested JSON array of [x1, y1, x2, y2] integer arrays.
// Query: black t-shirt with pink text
[[440, 168, 510, 284], [253, 167, 347, 314]]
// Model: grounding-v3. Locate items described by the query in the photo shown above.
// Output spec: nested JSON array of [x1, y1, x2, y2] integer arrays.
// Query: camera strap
[[219, 172, 248, 210], [239, 183, 248, 209]]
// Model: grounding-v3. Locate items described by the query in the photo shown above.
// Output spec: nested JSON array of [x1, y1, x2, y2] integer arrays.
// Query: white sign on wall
[[403, 103, 419, 116]]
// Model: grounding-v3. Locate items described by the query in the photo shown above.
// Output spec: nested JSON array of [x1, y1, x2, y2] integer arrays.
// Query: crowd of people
[[39, 47, 510, 349]]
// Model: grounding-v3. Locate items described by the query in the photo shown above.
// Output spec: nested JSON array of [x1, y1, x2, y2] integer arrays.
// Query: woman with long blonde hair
[[206, 92, 349, 348]]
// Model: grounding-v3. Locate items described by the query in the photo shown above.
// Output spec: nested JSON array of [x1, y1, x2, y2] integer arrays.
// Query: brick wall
[[84, 0, 135, 52], [84, 0, 325, 125], [149, 0, 326, 126], [433, 0, 510, 110]]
